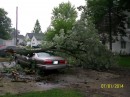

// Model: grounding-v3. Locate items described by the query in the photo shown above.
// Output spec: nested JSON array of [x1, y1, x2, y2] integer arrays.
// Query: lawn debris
[[11, 70, 20, 81]]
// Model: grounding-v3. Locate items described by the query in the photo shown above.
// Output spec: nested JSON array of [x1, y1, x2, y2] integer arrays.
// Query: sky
[[0, 0, 86, 36]]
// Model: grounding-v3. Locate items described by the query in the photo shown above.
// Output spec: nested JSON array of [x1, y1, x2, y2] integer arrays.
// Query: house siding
[[31, 36, 42, 47], [31, 36, 37, 47], [0, 38, 15, 46], [111, 41, 130, 54], [5, 39, 15, 46], [25, 34, 31, 46]]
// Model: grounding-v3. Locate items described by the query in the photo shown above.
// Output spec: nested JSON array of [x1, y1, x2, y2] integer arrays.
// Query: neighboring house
[[0, 38, 15, 46], [31, 33, 44, 47], [0, 33, 25, 48], [17, 35, 25, 45], [25, 33, 34, 46], [10, 32, 25, 46], [111, 33, 130, 54], [25, 33, 44, 47], [108, 12, 130, 54]]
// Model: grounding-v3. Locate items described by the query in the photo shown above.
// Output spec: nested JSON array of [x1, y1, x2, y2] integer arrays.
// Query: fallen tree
[[5, 12, 117, 70]]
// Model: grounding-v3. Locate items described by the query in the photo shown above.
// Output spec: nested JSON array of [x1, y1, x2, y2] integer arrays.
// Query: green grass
[[118, 56, 130, 68], [0, 89, 84, 97]]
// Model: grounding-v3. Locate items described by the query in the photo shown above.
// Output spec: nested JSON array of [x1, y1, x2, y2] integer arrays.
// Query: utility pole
[[16, 6, 18, 46]]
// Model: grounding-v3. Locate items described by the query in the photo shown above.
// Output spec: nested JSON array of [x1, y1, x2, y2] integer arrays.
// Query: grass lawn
[[0, 89, 84, 97], [118, 56, 130, 68]]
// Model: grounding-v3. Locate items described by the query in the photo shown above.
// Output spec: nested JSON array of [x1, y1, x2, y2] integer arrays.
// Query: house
[[17, 35, 25, 45], [0, 33, 25, 48], [25, 33, 34, 46], [10, 32, 25, 46], [25, 33, 44, 47], [109, 12, 130, 54], [31, 33, 44, 47], [0, 38, 15, 47], [111, 33, 130, 54]]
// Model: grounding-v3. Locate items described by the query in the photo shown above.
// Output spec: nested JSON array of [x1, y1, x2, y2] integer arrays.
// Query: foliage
[[44, 27, 55, 41], [0, 89, 83, 97], [45, 2, 77, 41], [10, 28, 20, 37], [43, 14, 117, 70], [0, 8, 12, 39], [32, 19, 42, 33], [118, 0, 130, 11], [86, 0, 127, 34], [86, 0, 129, 45], [118, 56, 130, 68]]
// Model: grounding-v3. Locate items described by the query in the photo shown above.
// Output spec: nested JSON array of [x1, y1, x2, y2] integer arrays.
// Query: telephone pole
[[16, 6, 18, 46]]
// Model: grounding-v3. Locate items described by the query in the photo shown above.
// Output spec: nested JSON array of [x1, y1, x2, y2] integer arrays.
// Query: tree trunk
[[108, 1, 113, 51]]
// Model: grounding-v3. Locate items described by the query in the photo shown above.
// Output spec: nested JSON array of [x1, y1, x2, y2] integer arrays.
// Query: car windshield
[[37, 52, 52, 57]]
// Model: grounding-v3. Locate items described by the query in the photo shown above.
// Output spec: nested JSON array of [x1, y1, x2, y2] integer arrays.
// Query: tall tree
[[45, 2, 77, 41], [118, 0, 130, 10], [10, 28, 20, 37], [32, 19, 42, 33], [0, 8, 12, 39], [86, 0, 129, 50]]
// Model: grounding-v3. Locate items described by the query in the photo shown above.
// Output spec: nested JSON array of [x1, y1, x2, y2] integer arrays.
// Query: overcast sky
[[0, 0, 86, 36]]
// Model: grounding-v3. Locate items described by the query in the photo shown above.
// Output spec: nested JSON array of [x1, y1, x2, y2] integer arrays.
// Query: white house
[[0, 38, 15, 46], [25, 33, 44, 47], [0, 33, 25, 48], [109, 12, 130, 54], [17, 35, 25, 45], [25, 33, 34, 46], [111, 33, 130, 54]]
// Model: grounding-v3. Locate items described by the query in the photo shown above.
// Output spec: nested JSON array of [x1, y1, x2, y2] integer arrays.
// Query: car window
[[36, 52, 52, 57]]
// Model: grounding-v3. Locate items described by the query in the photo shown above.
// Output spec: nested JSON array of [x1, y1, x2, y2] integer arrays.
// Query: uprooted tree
[[12, 2, 117, 70], [41, 6, 117, 70]]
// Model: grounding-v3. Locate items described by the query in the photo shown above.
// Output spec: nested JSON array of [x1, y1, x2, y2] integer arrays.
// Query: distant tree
[[11, 28, 20, 36], [45, 2, 77, 41], [32, 19, 42, 33], [0, 8, 12, 39], [84, 0, 129, 50]]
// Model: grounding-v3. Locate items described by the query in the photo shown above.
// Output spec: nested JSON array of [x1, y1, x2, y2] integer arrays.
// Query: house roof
[[10, 33, 24, 40], [33, 33, 44, 40], [26, 33, 34, 39], [18, 35, 24, 39]]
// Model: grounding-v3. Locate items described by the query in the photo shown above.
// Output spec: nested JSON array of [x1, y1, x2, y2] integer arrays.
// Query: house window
[[127, 17, 130, 29], [121, 41, 126, 49]]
